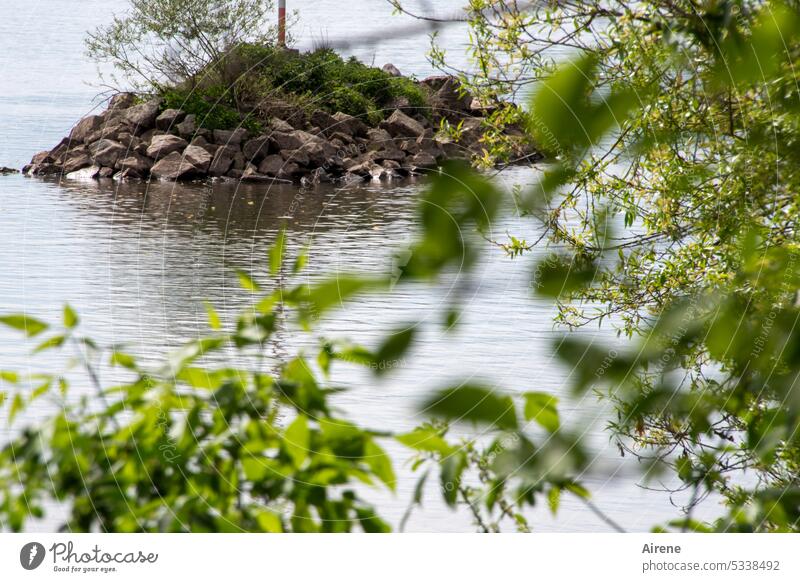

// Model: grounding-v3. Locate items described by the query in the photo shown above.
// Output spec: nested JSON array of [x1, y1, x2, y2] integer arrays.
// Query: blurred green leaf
[[524, 392, 560, 432], [422, 384, 518, 430], [0, 314, 48, 337]]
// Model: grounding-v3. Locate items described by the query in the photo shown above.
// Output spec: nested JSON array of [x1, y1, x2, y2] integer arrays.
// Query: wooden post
[[278, 0, 286, 47]]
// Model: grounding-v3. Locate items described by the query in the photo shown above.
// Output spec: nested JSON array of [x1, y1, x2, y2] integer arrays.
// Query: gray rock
[[183, 145, 213, 172], [258, 154, 285, 176], [310, 110, 338, 134], [382, 63, 402, 77], [330, 131, 354, 145], [380, 110, 426, 138], [208, 145, 239, 176], [108, 93, 137, 111], [271, 130, 309, 151], [300, 167, 332, 187], [407, 151, 438, 170], [242, 136, 275, 161], [375, 148, 406, 162], [63, 149, 92, 174], [98, 167, 115, 178], [89, 139, 128, 167], [150, 151, 197, 181], [276, 161, 301, 180], [240, 164, 291, 183], [116, 154, 153, 174], [367, 128, 393, 145], [65, 165, 101, 180], [176, 114, 198, 137], [70, 115, 103, 144], [124, 100, 160, 133], [231, 152, 246, 171], [0, 166, 19, 175], [26, 163, 61, 176], [270, 118, 294, 132], [281, 149, 310, 166], [340, 172, 367, 185], [155, 108, 186, 130], [213, 127, 248, 146], [30, 151, 54, 165], [93, 118, 134, 142], [300, 140, 338, 166], [332, 112, 369, 137], [146, 134, 188, 159], [113, 168, 143, 181]]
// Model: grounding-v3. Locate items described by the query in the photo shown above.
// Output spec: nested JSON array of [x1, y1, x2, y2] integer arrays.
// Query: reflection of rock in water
[[39, 175, 419, 241]]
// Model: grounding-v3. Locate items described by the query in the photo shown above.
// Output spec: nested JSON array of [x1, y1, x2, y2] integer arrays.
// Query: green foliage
[[232, 45, 427, 124], [161, 86, 261, 132]]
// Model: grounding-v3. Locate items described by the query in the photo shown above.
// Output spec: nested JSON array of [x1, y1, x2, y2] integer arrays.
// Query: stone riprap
[[23, 73, 539, 186]]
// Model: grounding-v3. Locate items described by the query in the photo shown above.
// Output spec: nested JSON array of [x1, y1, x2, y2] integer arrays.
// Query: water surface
[[0, 0, 714, 532]]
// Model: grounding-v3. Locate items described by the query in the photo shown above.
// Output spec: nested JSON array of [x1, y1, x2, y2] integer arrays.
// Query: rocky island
[[22, 47, 538, 186]]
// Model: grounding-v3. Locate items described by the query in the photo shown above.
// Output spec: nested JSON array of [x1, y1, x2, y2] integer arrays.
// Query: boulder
[[367, 128, 393, 145], [98, 167, 115, 178], [330, 131, 354, 145], [124, 100, 160, 133], [65, 165, 101, 180], [116, 154, 153, 174], [406, 151, 438, 171], [113, 168, 143, 180], [300, 140, 337, 166], [300, 167, 332, 187], [150, 151, 197, 181], [231, 152, 246, 171], [69, 115, 103, 143], [115, 132, 141, 149], [208, 145, 239, 176], [155, 108, 186, 130], [89, 139, 128, 167], [276, 161, 301, 180], [146, 134, 188, 159], [382, 63, 402, 77], [270, 118, 294, 132], [310, 110, 338, 134], [271, 130, 312, 151], [240, 164, 290, 183], [213, 128, 248, 146], [176, 114, 198, 137], [25, 163, 61, 176], [183, 145, 213, 172], [91, 118, 134, 143], [380, 110, 425, 138], [62, 149, 92, 174], [242, 136, 275, 161], [281, 149, 310, 166], [0, 166, 19, 175], [340, 172, 367, 186], [31, 151, 54, 165], [374, 148, 406, 163], [258, 154, 285, 176], [430, 77, 473, 120], [332, 112, 369, 137], [108, 92, 137, 111]]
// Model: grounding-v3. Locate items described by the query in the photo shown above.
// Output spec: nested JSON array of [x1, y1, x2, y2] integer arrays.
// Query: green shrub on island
[[162, 47, 428, 130]]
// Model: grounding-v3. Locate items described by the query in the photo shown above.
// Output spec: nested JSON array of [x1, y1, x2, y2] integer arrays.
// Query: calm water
[[0, 0, 715, 532]]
